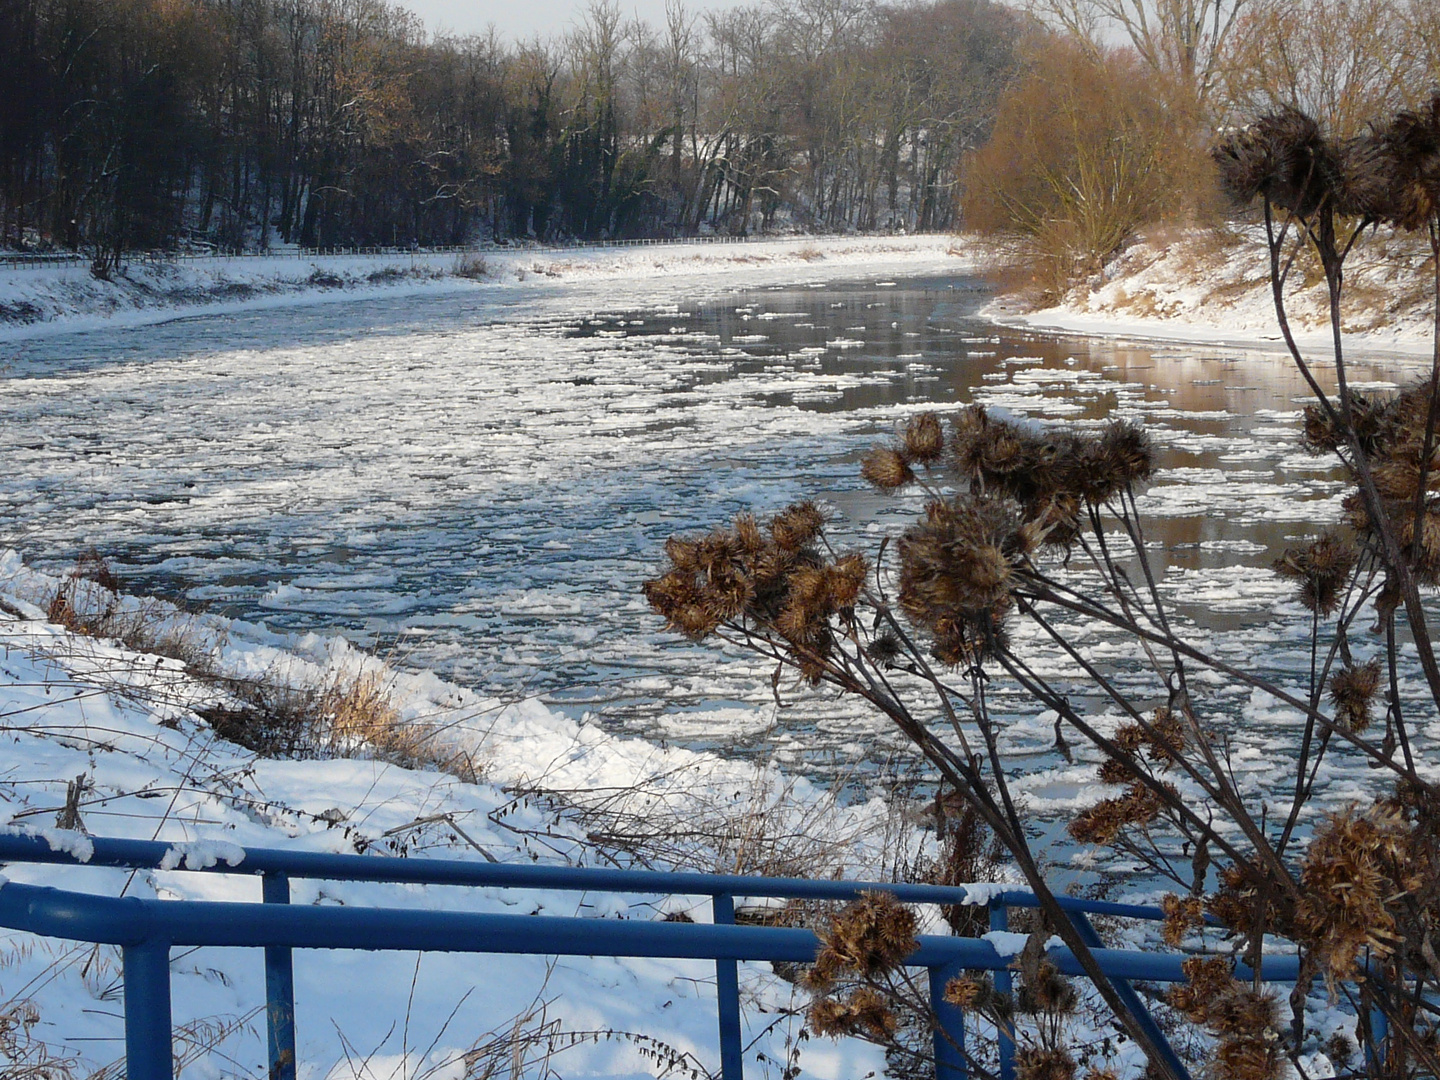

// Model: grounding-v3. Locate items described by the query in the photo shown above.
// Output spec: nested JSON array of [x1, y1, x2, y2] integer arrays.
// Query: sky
[[402, 0, 742, 41]]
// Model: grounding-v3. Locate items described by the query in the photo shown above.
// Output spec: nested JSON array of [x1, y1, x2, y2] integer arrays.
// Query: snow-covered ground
[[0, 235, 965, 342], [0, 552, 917, 1080], [990, 226, 1438, 362]]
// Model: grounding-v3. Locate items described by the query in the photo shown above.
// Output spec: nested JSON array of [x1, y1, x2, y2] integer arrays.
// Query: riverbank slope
[[988, 226, 1437, 362], [0, 550, 913, 1079], [0, 235, 967, 343]]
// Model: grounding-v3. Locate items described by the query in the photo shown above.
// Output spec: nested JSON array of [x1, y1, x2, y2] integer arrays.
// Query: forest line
[[3, 0, 1439, 282]]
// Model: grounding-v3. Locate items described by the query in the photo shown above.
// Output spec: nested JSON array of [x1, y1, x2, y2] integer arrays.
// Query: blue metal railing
[[0, 832, 1293, 1080]]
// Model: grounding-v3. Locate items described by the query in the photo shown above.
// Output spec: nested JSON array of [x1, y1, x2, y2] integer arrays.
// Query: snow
[[990, 226, 1438, 363], [958, 883, 1006, 906], [0, 235, 967, 343], [36, 826, 95, 863], [158, 839, 247, 871], [0, 559, 902, 1079], [982, 930, 1031, 958]]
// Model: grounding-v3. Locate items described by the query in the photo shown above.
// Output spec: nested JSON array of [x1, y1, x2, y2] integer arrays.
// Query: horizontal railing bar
[[0, 880, 1300, 983], [0, 834, 1166, 920]]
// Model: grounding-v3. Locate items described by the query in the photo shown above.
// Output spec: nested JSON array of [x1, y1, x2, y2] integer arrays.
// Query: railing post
[[123, 943, 174, 1080], [989, 900, 1015, 1080], [263, 871, 297, 1080], [711, 893, 744, 1080], [929, 961, 967, 1080]]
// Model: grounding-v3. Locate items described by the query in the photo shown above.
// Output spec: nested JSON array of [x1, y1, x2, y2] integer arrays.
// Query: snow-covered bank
[[988, 227, 1437, 362], [0, 235, 967, 342], [0, 551, 926, 1080]]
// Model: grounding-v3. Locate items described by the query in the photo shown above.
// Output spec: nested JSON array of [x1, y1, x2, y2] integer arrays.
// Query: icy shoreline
[[0, 234, 966, 344], [985, 226, 1438, 366]]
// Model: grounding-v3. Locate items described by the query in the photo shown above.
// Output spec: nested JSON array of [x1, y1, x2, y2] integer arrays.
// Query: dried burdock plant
[[862, 445, 917, 491], [1272, 533, 1358, 617], [1380, 95, 1440, 234], [1212, 108, 1342, 220], [1295, 806, 1417, 986], [1015, 1045, 1077, 1080], [1169, 958, 1284, 1080], [649, 127, 1440, 1071], [1330, 659, 1382, 733], [808, 985, 901, 1042], [1159, 894, 1205, 948], [807, 890, 920, 987], [714, 95, 1440, 1080], [802, 892, 936, 1066]]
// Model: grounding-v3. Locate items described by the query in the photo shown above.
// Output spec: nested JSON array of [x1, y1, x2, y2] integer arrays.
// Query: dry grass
[[453, 254, 489, 279], [194, 666, 483, 781], [0, 999, 77, 1080], [43, 552, 224, 677], [34, 550, 484, 782], [506, 758, 928, 882]]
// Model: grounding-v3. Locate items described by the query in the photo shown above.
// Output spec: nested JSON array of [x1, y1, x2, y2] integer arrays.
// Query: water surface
[[1, 272, 1425, 874]]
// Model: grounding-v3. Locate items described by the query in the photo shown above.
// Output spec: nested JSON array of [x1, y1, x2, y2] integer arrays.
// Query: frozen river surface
[[1, 268, 1432, 831]]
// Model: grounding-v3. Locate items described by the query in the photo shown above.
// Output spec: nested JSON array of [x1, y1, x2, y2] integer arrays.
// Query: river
[[0, 268, 1427, 860]]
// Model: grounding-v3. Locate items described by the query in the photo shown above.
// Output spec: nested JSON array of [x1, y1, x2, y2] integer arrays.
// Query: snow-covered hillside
[[991, 226, 1437, 361]]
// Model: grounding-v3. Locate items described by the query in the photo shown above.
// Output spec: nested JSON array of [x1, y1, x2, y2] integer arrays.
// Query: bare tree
[[1214, 0, 1417, 136], [1026, 0, 1246, 108]]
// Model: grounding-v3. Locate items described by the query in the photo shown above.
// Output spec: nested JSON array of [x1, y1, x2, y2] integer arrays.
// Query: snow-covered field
[[991, 226, 1438, 361]]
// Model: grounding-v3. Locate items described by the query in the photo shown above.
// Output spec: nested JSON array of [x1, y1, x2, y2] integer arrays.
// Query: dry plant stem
[[1075, 514, 1169, 678], [865, 605, 980, 763], [1276, 572, 1377, 857], [1407, 222, 1440, 571], [1265, 200, 1341, 422], [1368, 973, 1440, 1080], [1386, 613, 1416, 771], [1013, 564, 1281, 869], [1113, 486, 1250, 817], [1017, 581, 1428, 790], [725, 630, 1185, 1080], [1006, 603, 1252, 857], [1281, 196, 1440, 727], [994, 638, 1250, 872]]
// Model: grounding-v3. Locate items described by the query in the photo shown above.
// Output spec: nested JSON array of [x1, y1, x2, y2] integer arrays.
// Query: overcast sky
[[403, 0, 743, 42]]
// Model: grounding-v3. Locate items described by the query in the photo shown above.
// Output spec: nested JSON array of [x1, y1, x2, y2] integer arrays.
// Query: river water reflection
[[0, 272, 1425, 846]]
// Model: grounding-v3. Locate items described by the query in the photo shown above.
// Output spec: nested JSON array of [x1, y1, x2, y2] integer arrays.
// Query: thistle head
[[1329, 658, 1382, 732], [1211, 107, 1342, 219], [1380, 93, 1440, 230], [814, 891, 919, 979], [1272, 533, 1357, 616], [770, 500, 826, 551], [860, 445, 915, 491], [902, 412, 946, 463], [897, 496, 1020, 665]]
